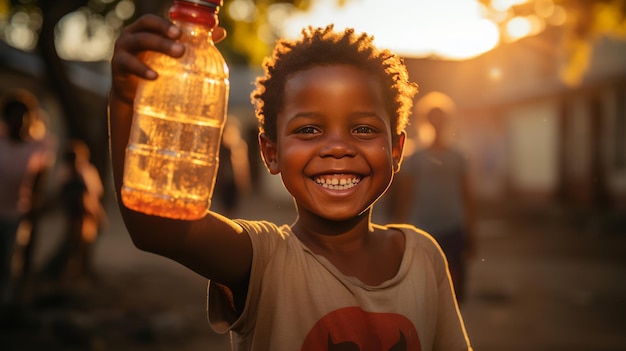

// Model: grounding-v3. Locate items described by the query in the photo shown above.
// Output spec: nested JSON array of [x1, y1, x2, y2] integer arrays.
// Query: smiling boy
[[109, 14, 472, 351]]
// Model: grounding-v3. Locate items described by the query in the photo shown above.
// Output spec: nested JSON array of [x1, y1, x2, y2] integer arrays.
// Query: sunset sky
[[279, 0, 552, 60]]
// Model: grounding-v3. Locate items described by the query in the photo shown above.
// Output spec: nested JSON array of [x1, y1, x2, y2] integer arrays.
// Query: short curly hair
[[251, 25, 418, 142]]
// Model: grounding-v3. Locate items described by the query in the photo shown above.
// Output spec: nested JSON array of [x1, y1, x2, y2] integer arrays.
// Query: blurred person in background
[[43, 140, 107, 283], [0, 89, 56, 306], [391, 106, 476, 303], [214, 117, 252, 217]]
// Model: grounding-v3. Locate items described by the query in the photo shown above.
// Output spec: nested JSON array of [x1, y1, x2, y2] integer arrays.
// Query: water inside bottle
[[122, 107, 222, 220], [121, 26, 228, 220]]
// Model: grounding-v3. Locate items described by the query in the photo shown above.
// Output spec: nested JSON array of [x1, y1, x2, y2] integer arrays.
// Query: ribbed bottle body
[[121, 20, 229, 220]]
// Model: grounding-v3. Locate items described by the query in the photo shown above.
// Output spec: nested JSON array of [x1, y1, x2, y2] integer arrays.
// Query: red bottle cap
[[181, 0, 223, 8], [170, 0, 222, 27]]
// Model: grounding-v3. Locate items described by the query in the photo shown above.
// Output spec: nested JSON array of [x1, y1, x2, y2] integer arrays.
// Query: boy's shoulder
[[376, 223, 450, 275], [233, 219, 292, 244], [378, 223, 442, 253]]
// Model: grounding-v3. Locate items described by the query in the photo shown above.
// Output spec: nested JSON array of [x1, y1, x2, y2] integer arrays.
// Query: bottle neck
[[169, 0, 220, 28]]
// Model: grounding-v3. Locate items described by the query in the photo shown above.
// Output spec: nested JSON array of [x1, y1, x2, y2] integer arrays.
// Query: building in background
[[405, 25, 626, 225]]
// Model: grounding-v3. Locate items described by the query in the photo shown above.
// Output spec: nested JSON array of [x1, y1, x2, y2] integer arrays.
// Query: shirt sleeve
[[207, 219, 287, 338]]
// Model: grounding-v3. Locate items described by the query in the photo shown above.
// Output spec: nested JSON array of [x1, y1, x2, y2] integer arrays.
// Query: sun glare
[[281, 0, 501, 60], [492, 0, 530, 12], [2, 0, 562, 62]]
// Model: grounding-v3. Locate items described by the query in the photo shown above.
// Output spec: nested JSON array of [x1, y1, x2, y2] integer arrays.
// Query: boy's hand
[[110, 14, 227, 105]]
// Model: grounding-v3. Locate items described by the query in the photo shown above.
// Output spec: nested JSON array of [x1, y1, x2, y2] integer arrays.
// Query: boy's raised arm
[[107, 14, 251, 290]]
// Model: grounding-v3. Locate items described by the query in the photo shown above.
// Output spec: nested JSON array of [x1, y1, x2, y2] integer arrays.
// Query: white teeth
[[315, 176, 360, 190]]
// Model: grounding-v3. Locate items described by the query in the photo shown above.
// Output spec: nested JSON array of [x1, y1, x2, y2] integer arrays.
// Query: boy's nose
[[319, 134, 356, 158]]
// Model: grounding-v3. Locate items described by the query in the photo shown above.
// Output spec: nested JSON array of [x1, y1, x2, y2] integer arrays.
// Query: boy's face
[[260, 65, 405, 221]]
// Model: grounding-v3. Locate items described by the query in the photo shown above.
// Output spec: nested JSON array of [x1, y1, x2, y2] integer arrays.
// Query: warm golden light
[[504, 14, 546, 42], [282, 0, 500, 60], [438, 19, 500, 60], [417, 122, 436, 149], [534, 0, 555, 18], [227, 0, 256, 22], [489, 67, 503, 81], [413, 92, 457, 147], [492, 0, 529, 12], [546, 5, 567, 26], [506, 16, 533, 40]]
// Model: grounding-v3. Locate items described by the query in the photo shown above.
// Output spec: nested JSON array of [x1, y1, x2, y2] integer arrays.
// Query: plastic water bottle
[[121, 0, 229, 220]]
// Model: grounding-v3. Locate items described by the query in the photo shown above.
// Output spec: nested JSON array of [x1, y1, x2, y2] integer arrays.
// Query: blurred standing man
[[392, 106, 476, 303], [0, 90, 56, 306], [43, 140, 107, 282]]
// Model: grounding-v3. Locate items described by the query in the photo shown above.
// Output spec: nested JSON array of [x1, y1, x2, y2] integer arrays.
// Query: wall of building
[[405, 26, 626, 216]]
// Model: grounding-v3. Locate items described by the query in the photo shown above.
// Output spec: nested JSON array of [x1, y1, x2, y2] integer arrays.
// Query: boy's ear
[[392, 131, 406, 173], [259, 133, 280, 175]]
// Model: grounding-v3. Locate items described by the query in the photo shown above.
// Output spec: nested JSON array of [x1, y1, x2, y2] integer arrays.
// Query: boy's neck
[[292, 212, 405, 286], [291, 211, 373, 254]]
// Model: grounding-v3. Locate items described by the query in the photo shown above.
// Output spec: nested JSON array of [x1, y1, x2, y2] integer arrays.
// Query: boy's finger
[[130, 32, 184, 57], [124, 14, 181, 39], [213, 27, 227, 43], [116, 31, 185, 58], [118, 14, 182, 56], [112, 51, 157, 80]]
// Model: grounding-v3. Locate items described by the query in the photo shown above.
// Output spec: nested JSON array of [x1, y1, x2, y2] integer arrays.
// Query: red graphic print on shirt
[[301, 306, 421, 350]]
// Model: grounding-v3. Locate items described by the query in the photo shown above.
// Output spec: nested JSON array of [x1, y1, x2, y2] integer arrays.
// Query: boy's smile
[[261, 64, 404, 223], [314, 174, 360, 190]]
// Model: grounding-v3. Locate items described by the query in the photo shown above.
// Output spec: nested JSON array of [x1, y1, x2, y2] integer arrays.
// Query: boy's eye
[[353, 125, 375, 134], [294, 126, 320, 134]]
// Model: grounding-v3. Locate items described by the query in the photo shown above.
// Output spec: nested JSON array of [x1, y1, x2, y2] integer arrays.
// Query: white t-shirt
[[208, 220, 472, 351]]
